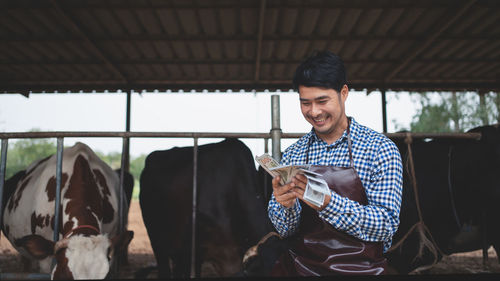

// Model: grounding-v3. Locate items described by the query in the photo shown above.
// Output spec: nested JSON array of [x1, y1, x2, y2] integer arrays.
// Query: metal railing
[[0, 130, 482, 279]]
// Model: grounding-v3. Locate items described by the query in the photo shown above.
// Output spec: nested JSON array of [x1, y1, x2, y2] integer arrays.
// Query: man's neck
[[317, 116, 349, 145]]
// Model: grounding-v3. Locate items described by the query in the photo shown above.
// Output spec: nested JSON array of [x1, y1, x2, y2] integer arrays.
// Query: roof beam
[[2, 79, 499, 93], [5, 33, 498, 42], [254, 0, 266, 82], [2, 2, 460, 10], [48, 0, 128, 84], [3, 58, 499, 65], [384, 0, 479, 82], [4, 78, 498, 86]]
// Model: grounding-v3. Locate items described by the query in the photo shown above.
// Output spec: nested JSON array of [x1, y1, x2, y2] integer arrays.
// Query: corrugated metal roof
[[0, 0, 498, 94]]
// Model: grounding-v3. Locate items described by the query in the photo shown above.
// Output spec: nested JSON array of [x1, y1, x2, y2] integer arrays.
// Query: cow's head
[[14, 230, 133, 279]]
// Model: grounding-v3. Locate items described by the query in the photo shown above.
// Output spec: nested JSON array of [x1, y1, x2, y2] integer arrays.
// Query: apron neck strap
[[306, 117, 353, 167]]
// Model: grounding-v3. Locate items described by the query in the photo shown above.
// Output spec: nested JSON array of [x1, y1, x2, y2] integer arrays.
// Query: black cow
[[139, 138, 286, 278], [386, 124, 500, 273]]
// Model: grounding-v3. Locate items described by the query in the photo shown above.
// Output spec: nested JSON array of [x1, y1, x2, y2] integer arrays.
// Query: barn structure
[[0, 0, 499, 278]]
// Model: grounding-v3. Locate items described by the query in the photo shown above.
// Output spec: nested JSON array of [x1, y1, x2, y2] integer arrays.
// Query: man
[[267, 50, 403, 275]]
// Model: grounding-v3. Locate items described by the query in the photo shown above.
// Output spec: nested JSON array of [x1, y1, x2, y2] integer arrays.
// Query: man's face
[[299, 85, 348, 144]]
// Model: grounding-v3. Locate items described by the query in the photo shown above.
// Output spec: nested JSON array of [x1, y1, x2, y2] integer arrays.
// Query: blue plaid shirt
[[268, 117, 403, 252]]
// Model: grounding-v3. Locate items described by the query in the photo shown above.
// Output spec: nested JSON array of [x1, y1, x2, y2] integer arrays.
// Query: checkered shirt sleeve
[[267, 118, 403, 252]]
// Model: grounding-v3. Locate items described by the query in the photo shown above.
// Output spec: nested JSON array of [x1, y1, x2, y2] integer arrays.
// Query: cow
[[385, 124, 500, 273], [1, 142, 134, 279], [138, 138, 287, 278]]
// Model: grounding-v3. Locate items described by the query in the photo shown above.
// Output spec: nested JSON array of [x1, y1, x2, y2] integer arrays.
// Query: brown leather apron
[[271, 123, 387, 276]]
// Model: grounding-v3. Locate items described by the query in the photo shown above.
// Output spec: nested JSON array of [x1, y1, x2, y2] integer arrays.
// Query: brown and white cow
[[1, 142, 133, 279]]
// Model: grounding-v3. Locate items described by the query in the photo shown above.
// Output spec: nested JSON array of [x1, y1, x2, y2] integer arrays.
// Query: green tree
[[404, 91, 499, 133], [129, 154, 146, 183], [95, 151, 122, 170], [5, 138, 57, 179], [129, 154, 146, 199]]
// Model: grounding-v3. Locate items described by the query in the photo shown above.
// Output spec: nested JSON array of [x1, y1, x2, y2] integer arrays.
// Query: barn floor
[[1, 201, 500, 278]]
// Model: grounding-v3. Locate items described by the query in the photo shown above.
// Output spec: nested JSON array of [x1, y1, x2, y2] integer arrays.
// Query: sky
[[0, 90, 417, 161]]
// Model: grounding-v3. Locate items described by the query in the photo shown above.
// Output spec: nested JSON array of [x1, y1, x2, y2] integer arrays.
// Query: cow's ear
[[14, 234, 55, 259]]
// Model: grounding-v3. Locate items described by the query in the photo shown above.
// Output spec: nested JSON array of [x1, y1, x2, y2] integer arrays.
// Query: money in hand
[[269, 165, 308, 185], [255, 153, 308, 185], [302, 171, 330, 207], [255, 153, 331, 208], [255, 153, 281, 179], [303, 184, 325, 207]]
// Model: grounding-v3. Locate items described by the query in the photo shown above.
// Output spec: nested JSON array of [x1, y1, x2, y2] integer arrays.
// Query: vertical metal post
[[118, 137, 128, 234], [120, 89, 131, 237], [112, 136, 129, 276], [381, 89, 388, 133], [190, 137, 199, 278], [124, 90, 131, 172], [0, 139, 8, 236], [271, 95, 282, 161], [53, 138, 64, 243]]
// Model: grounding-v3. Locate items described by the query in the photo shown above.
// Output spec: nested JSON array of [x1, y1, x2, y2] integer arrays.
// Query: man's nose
[[310, 103, 321, 116]]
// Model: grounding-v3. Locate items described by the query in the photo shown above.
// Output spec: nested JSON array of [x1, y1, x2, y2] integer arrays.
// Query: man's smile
[[312, 116, 328, 125]]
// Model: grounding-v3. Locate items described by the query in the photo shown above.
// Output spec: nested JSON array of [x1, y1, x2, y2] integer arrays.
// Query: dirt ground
[[1, 200, 500, 278]]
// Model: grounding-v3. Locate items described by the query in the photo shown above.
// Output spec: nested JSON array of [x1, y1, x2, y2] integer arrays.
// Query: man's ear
[[15, 234, 55, 260], [340, 84, 349, 102]]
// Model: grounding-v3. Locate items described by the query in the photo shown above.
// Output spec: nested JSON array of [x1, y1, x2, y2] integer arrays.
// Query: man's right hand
[[272, 176, 298, 208]]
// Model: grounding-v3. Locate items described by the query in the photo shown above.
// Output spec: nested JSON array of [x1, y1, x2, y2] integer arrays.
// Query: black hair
[[292, 50, 347, 92]]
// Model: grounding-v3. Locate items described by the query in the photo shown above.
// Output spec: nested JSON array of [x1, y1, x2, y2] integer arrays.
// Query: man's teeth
[[314, 118, 325, 122]]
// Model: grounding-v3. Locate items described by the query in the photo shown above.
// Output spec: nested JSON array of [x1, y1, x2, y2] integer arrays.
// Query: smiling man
[[267, 50, 403, 276]]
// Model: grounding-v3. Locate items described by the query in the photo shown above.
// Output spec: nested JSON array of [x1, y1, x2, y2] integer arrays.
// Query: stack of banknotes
[[256, 153, 330, 207]]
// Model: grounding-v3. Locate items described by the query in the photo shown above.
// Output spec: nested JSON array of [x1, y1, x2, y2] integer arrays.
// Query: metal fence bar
[[118, 137, 128, 235], [112, 136, 129, 276], [0, 139, 8, 238], [49, 137, 64, 273], [0, 132, 272, 139], [271, 95, 282, 161], [0, 131, 482, 140], [190, 137, 199, 278], [53, 138, 64, 243]]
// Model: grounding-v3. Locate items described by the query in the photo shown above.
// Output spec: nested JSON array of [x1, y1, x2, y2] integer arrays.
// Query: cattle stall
[[1, 0, 500, 277], [0, 126, 483, 278]]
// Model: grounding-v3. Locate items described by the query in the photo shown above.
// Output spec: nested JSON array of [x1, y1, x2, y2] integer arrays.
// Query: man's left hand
[[291, 174, 331, 211]]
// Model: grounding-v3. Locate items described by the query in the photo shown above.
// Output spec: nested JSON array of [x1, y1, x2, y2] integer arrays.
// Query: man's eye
[[301, 102, 311, 106], [318, 100, 327, 104]]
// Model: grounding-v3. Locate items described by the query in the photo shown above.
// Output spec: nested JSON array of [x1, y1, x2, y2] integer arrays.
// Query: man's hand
[[291, 174, 331, 211], [272, 176, 298, 208]]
